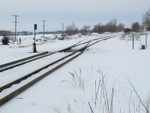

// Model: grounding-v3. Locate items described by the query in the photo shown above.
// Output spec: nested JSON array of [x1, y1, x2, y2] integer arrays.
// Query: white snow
[[0, 32, 150, 113], [0, 52, 70, 86]]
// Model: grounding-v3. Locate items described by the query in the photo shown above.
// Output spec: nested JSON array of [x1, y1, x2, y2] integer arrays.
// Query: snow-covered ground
[[0, 32, 150, 113]]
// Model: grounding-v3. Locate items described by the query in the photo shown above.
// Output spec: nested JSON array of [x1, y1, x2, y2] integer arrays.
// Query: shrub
[[2, 35, 9, 45]]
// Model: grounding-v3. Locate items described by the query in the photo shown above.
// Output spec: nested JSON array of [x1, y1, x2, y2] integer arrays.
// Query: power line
[[12, 15, 20, 43]]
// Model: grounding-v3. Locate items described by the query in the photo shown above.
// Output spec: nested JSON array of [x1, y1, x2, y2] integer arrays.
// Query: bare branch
[[127, 79, 149, 113]]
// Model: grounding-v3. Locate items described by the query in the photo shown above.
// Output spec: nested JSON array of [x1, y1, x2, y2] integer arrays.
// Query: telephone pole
[[41, 20, 46, 38], [61, 23, 65, 32], [12, 15, 19, 43]]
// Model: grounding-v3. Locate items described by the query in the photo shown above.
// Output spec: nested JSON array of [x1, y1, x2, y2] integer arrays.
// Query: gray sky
[[0, 0, 150, 31]]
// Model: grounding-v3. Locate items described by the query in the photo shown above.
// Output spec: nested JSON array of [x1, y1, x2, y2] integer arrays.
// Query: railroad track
[[0, 35, 116, 72], [0, 35, 117, 106], [0, 40, 82, 72]]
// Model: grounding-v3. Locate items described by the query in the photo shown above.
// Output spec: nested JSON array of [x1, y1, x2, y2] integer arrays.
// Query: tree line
[[1, 9, 150, 36], [65, 9, 150, 35]]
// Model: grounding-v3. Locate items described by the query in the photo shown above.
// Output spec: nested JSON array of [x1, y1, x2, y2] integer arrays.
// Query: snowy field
[[0, 32, 150, 113]]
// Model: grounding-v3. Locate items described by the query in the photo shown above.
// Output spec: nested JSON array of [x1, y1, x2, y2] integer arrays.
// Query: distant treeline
[[0, 30, 65, 36], [64, 19, 125, 36], [1, 8, 150, 36], [0, 30, 33, 36], [0, 30, 12, 36]]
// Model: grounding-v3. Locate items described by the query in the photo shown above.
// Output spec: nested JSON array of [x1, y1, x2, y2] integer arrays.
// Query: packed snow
[[0, 32, 150, 113]]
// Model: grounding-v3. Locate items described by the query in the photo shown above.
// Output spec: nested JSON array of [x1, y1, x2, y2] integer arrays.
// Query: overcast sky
[[0, 0, 150, 31]]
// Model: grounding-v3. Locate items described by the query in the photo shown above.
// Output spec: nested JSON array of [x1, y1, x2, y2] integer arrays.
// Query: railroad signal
[[34, 24, 37, 30], [33, 24, 37, 53]]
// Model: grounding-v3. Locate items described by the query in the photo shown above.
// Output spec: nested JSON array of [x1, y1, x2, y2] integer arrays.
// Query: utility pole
[[12, 15, 19, 43], [61, 23, 64, 32], [41, 20, 46, 38]]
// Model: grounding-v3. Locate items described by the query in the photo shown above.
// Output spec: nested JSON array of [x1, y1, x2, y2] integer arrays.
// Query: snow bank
[[0, 32, 150, 113]]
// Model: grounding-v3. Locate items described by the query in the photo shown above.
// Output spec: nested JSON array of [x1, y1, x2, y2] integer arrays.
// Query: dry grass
[[54, 67, 149, 113]]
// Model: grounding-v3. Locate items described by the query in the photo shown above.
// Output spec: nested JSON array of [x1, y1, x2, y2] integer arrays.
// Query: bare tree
[[92, 19, 124, 33], [132, 22, 141, 32], [65, 23, 78, 35], [92, 23, 106, 33], [117, 23, 125, 32], [106, 19, 118, 32], [143, 9, 150, 31], [80, 25, 90, 35]]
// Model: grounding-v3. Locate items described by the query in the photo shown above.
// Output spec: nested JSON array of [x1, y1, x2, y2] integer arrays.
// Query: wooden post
[[132, 33, 134, 49], [145, 33, 147, 49]]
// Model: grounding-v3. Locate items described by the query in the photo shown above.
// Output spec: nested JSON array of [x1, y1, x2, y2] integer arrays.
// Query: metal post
[[34, 28, 36, 43], [12, 15, 19, 43]]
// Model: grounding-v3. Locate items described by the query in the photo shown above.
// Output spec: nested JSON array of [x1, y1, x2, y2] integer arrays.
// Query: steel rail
[[0, 51, 48, 69], [0, 35, 116, 72], [0, 51, 83, 106], [0, 35, 115, 93], [86, 35, 117, 48], [0, 45, 87, 93], [0, 35, 117, 106], [0, 41, 82, 72]]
